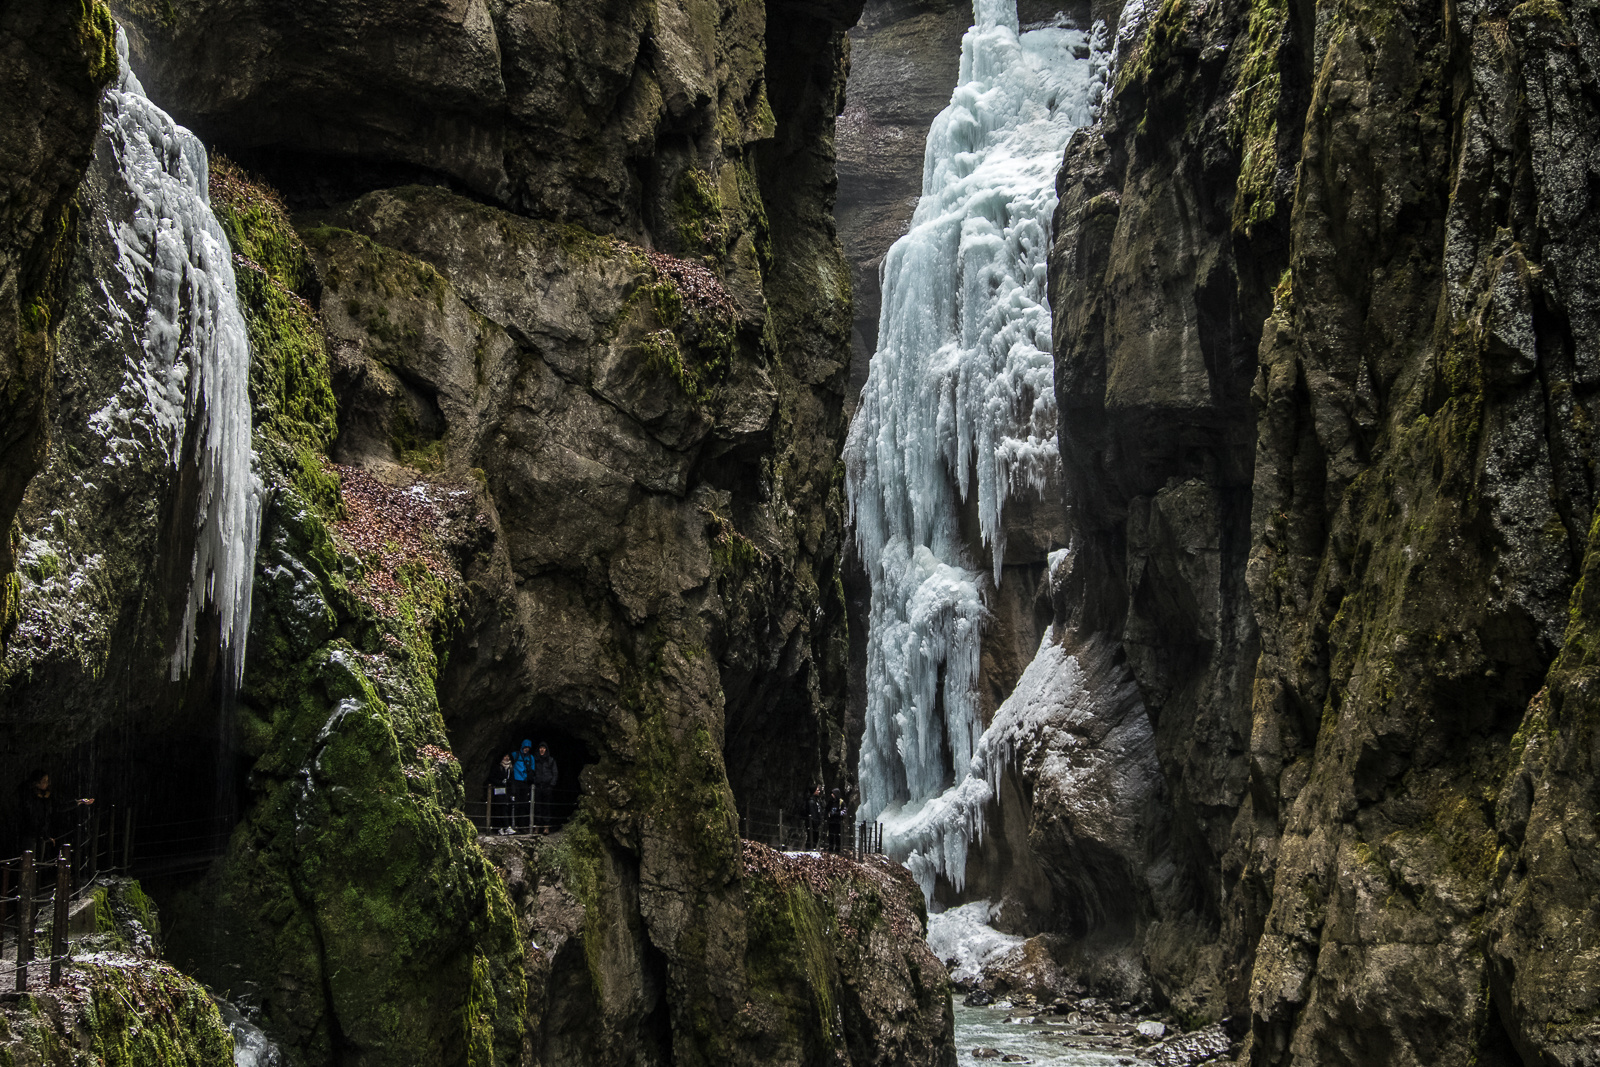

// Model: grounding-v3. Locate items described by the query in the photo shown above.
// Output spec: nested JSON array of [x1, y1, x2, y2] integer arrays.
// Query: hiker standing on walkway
[[805, 785, 824, 850], [532, 741, 559, 833], [490, 753, 515, 833], [17, 770, 93, 856], [825, 788, 847, 854], [511, 740, 534, 832]]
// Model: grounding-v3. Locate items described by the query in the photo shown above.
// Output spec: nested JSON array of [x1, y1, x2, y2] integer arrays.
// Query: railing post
[[16, 851, 34, 992], [123, 808, 133, 871], [0, 862, 11, 944], [778, 809, 785, 850], [50, 846, 70, 987], [88, 810, 100, 883]]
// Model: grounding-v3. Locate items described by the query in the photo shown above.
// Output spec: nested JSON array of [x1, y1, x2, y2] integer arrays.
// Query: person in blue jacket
[[511, 740, 534, 831]]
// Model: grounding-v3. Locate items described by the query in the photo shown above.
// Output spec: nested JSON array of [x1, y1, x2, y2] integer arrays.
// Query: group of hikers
[[489, 740, 558, 834], [14, 769, 94, 858], [797, 785, 853, 852]]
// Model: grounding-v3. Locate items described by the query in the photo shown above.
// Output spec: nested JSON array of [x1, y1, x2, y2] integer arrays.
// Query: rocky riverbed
[[956, 994, 1238, 1067]]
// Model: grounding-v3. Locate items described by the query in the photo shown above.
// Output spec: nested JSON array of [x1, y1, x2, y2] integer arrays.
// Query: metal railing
[[462, 786, 585, 836], [0, 847, 75, 991], [734, 804, 885, 861], [461, 791, 886, 860]]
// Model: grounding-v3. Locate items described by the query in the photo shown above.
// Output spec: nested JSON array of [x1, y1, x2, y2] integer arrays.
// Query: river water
[[953, 1003, 1132, 1065]]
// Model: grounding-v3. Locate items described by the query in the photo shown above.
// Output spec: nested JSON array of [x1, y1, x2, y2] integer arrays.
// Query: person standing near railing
[[825, 788, 848, 853], [16, 770, 93, 857], [805, 785, 824, 850], [511, 740, 534, 832], [491, 753, 516, 834], [532, 741, 559, 834]]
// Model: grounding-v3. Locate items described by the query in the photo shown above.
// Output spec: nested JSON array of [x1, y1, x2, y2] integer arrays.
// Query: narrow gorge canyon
[[0, 0, 1596, 1063]]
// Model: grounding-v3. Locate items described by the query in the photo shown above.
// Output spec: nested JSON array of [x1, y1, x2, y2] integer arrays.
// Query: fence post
[[16, 851, 34, 992], [50, 846, 69, 987], [0, 863, 10, 944], [123, 809, 133, 871], [88, 810, 100, 883]]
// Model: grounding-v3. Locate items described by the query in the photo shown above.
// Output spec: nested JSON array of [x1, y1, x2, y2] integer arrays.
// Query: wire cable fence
[[734, 804, 886, 861]]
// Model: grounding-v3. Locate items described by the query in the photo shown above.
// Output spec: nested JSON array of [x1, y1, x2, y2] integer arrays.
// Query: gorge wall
[[0, 0, 953, 1064], [5, 0, 1600, 1063], [834, 0, 1600, 1063], [1037, 0, 1600, 1058]]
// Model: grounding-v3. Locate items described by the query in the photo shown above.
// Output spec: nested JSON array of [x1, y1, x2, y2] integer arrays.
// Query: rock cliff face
[[484, 835, 953, 1067], [0, 0, 955, 1064], [1044, 0, 1600, 1057], [0, 0, 115, 646]]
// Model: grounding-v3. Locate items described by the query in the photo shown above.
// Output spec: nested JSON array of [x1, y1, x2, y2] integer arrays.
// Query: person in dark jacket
[[17, 770, 93, 857], [532, 741, 559, 833], [805, 785, 824, 850], [825, 788, 847, 853], [490, 753, 516, 833], [511, 739, 534, 832]]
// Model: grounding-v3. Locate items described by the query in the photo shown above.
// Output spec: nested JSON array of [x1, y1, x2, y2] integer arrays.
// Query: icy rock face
[[884, 612, 1165, 918], [98, 29, 261, 683], [926, 900, 1025, 987], [4, 29, 261, 696], [845, 0, 1109, 827]]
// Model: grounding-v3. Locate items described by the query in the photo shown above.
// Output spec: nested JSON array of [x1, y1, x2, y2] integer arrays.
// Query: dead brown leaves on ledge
[[330, 463, 474, 614], [740, 840, 929, 944], [643, 248, 736, 321]]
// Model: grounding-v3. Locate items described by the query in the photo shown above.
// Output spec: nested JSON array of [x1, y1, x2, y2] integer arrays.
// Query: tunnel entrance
[[464, 728, 594, 836]]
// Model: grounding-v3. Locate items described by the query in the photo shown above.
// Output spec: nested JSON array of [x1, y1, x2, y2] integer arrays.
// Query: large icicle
[[99, 30, 263, 685], [844, 0, 1109, 828]]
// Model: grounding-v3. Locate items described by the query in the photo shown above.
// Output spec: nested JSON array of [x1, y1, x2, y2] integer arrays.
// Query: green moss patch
[[634, 250, 738, 402], [208, 158, 339, 507], [1229, 0, 1288, 234]]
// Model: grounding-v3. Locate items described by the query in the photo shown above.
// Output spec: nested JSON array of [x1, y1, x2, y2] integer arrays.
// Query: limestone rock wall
[[0, 0, 116, 648], [485, 835, 955, 1067], [0, 0, 932, 1062], [1047, 0, 1600, 1057]]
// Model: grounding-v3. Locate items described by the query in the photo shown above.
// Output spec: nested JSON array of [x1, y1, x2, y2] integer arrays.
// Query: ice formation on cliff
[[844, 0, 1110, 830], [887, 622, 1093, 898], [926, 900, 1025, 986], [99, 30, 263, 684]]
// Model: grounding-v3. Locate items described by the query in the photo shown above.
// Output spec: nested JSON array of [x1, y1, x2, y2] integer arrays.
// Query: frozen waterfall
[[844, 0, 1109, 852], [97, 30, 263, 685]]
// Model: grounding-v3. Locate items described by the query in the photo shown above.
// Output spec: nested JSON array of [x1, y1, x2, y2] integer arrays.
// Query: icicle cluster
[[844, 0, 1110, 829], [97, 30, 263, 685], [889, 622, 1084, 899]]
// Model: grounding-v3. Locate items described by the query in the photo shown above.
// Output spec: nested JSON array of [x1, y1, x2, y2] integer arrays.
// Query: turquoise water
[[953, 1003, 1132, 1065]]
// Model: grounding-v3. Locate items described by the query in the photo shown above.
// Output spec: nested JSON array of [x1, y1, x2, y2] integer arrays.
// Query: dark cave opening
[[463, 727, 595, 833]]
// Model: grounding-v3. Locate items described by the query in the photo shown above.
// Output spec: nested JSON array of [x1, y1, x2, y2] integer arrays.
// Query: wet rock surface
[[0, 0, 116, 647], [3, 0, 903, 1064], [485, 834, 957, 1067], [1043, 0, 1600, 1055]]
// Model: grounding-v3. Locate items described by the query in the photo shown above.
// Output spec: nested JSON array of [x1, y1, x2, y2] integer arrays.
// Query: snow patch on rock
[[926, 900, 1024, 987]]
